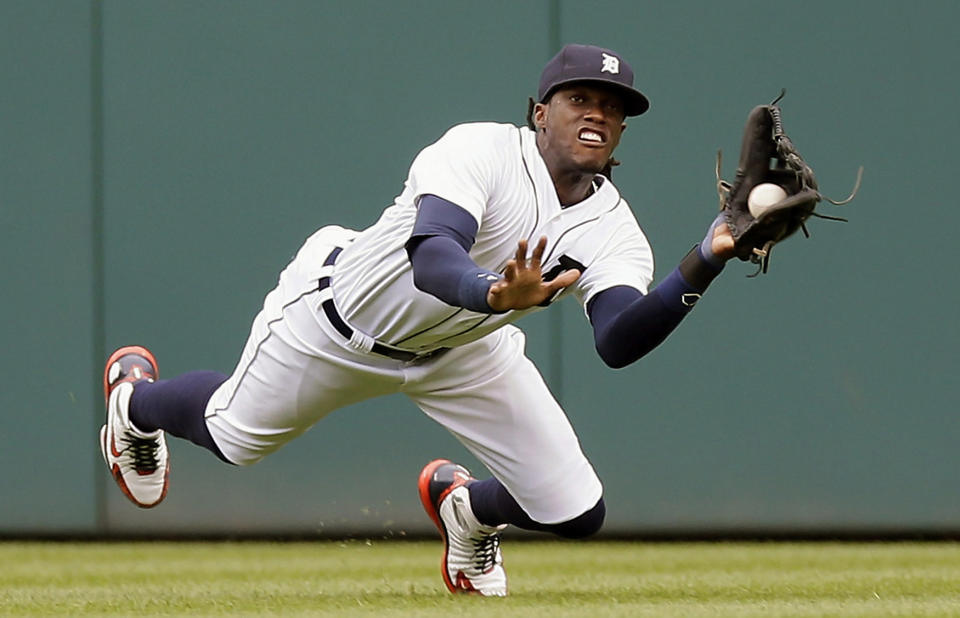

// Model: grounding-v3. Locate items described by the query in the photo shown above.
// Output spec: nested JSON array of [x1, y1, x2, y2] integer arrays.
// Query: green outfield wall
[[2, 0, 957, 536]]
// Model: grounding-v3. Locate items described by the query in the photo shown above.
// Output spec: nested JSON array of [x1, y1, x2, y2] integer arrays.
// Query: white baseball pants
[[203, 226, 602, 524]]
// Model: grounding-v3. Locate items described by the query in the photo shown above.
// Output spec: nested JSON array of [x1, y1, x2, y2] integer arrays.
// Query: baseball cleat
[[418, 459, 507, 596], [99, 345, 169, 508]]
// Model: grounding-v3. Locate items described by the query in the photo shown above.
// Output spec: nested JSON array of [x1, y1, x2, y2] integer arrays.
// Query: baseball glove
[[716, 91, 862, 274]]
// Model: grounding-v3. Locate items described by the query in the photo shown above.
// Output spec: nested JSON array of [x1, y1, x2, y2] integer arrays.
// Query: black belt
[[318, 247, 445, 363]]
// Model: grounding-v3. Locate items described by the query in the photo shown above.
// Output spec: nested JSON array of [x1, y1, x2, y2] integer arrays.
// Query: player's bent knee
[[549, 497, 606, 539]]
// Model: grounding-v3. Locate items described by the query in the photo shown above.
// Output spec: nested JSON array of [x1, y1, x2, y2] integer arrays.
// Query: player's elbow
[[596, 340, 644, 369], [595, 318, 674, 368], [595, 323, 626, 368], [598, 348, 628, 369]]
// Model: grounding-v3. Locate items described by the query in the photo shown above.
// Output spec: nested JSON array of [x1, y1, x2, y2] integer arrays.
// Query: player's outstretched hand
[[486, 236, 580, 312]]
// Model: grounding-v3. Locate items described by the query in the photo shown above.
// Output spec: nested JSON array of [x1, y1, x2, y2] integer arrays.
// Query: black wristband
[[678, 244, 723, 291]]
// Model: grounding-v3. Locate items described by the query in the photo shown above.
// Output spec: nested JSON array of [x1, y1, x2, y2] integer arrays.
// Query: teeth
[[580, 130, 602, 143]]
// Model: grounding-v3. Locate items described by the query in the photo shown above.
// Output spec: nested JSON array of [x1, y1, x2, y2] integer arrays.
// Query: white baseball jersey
[[205, 121, 655, 524], [332, 122, 655, 352]]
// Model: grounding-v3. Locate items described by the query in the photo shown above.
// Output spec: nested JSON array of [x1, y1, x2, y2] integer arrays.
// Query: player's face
[[536, 83, 627, 175]]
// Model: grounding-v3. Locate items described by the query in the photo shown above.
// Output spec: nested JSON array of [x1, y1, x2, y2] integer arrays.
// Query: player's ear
[[533, 102, 548, 132]]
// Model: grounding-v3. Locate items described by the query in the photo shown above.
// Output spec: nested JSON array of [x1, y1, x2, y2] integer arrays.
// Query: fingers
[[514, 236, 547, 270], [502, 259, 518, 282], [529, 236, 547, 269], [514, 239, 528, 267], [548, 268, 581, 291]]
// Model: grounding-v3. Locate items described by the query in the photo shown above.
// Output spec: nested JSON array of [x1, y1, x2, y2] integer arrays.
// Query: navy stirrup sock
[[468, 477, 605, 538], [129, 370, 232, 463]]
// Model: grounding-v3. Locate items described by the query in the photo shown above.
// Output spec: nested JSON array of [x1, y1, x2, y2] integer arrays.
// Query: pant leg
[[204, 226, 403, 465], [403, 325, 602, 524]]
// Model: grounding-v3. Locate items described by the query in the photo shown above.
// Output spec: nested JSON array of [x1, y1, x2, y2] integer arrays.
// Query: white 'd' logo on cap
[[600, 53, 620, 74]]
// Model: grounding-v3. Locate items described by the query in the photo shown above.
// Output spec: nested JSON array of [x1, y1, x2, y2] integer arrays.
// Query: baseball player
[[100, 44, 735, 596]]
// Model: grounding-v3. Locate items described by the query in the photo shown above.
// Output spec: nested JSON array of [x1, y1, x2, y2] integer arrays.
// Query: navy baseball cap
[[538, 44, 650, 116]]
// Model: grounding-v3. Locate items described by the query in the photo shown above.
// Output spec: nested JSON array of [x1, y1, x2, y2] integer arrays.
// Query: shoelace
[[472, 532, 502, 573], [126, 436, 160, 473]]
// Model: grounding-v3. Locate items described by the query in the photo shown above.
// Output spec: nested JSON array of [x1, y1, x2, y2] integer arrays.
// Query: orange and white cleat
[[99, 345, 169, 508], [418, 459, 507, 596]]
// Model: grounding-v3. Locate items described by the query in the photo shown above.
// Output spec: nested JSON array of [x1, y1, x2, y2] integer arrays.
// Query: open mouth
[[578, 128, 606, 146]]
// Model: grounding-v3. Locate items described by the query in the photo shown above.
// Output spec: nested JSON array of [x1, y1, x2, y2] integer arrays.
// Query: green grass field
[[2, 540, 959, 617]]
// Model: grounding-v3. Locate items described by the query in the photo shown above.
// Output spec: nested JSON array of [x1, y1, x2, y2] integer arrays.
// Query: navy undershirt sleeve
[[406, 194, 479, 251], [405, 195, 502, 313], [588, 246, 723, 368]]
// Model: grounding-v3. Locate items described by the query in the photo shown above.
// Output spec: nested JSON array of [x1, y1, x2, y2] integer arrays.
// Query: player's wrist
[[679, 244, 723, 292], [457, 267, 503, 313]]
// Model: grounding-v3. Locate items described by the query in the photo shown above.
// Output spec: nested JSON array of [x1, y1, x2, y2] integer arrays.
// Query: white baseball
[[748, 183, 787, 218]]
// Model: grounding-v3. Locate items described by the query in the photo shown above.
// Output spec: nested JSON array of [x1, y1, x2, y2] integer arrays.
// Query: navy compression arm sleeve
[[588, 246, 723, 368], [405, 195, 502, 313]]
